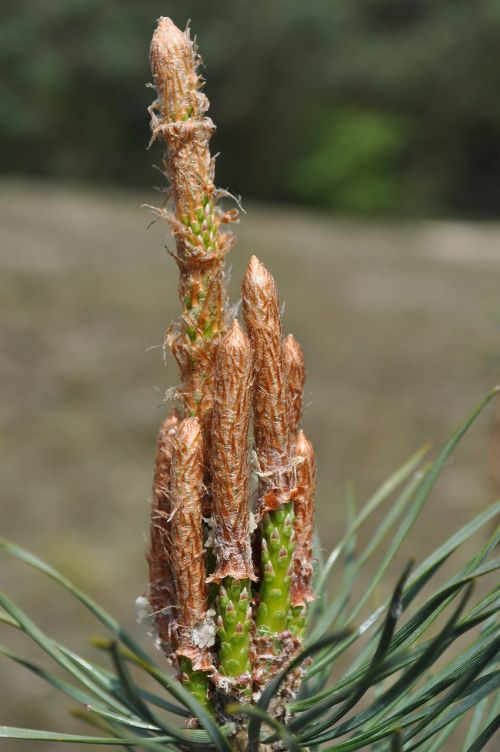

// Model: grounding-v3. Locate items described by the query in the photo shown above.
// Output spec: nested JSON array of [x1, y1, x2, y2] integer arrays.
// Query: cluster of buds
[[145, 17, 316, 711]]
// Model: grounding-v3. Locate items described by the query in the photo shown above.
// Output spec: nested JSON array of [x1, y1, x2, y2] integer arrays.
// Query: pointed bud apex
[[278, 547, 288, 560], [271, 527, 280, 542], [242, 257, 291, 513], [150, 17, 205, 122], [226, 600, 235, 613], [235, 622, 244, 635], [265, 560, 274, 574], [239, 587, 248, 601]]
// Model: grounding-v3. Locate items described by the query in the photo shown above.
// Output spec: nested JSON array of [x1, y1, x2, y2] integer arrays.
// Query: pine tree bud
[[169, 417, 212, 671], [150, 16, 206, 122], [209, 321, 256, 583], [242, 256, 292, 513], [149, 17, 237, 450]]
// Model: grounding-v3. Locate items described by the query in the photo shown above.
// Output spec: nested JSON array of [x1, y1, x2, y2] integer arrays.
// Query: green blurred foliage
[[1, 0, 500, 216], [291, 108, 410, 214]]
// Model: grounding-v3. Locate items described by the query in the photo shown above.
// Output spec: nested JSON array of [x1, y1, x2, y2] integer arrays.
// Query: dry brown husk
[[169, 417, 212, 671], [208, 321, 256, 583], [148, 408, 180, 648], [241, 256, 293, 515]]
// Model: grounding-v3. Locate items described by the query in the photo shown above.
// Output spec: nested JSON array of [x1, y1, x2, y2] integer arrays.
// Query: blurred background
[[2, 0, 500, 214], [1, 1, 499, 749]]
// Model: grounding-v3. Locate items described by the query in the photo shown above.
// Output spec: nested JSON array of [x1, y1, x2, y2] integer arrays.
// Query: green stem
[[178, 657, 211, 712], [217, 578, 252, 681], [256, 501, 295, 632]]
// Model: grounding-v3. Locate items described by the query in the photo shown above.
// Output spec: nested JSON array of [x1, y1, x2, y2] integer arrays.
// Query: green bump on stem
[[217, 578, 252, 679], [256, 501, 295, 633], [288, 604, 308, 638], [178, 657, 211, 711]]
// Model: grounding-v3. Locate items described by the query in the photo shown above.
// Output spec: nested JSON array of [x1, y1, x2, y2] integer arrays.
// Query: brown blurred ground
[[0, 179, 498, 749]]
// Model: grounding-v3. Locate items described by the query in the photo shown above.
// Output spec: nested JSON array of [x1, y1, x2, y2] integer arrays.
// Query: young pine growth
[[149, 16, 237, 441], [146, 17, 315, 713], [209, 322, 255, 693], [169, 417, 212, 705], [1, 14, 498, 752], [241, 257, 296, 641]]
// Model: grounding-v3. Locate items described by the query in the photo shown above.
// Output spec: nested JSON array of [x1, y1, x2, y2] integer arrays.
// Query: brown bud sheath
[[283, 334, 306, 441], [242, 256, 292, 513], [169, 417, 212, 671], [148, 409, 180, 649], [150, 17, 205, 123], [208, 321, 256, 583], [291, 430, 316, 607]]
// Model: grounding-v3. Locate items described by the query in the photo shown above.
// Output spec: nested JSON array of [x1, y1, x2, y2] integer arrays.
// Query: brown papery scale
[[283, 333, 306, 442], [291, 429, 316, 607], [148, 408, 180, 650], [208, 321, 256, 583], [169, 417, 212, 671], [241, 256, 292, 513]]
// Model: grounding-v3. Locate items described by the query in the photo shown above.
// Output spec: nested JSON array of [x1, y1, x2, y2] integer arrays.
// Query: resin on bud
[[147, 408, 180, 650]]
